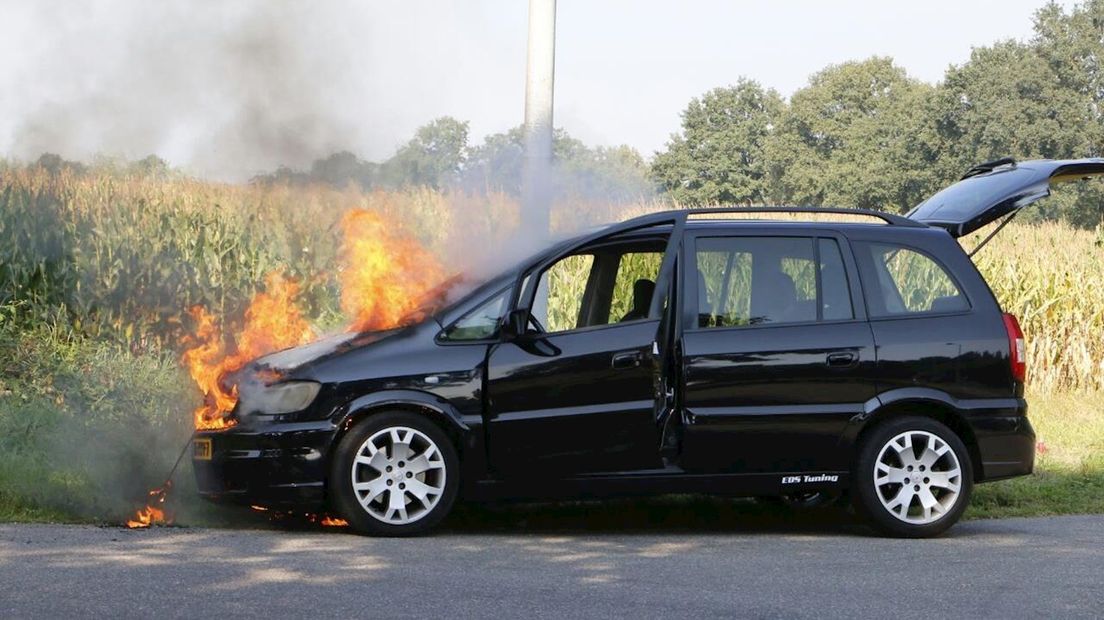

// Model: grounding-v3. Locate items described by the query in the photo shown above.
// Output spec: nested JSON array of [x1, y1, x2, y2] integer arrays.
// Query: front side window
[[858, 242, 967, 317], [527, 235, 670, 334], [531, 254, 596, 332], [440, 287, 510, 341], [694, 236, 853, 328]]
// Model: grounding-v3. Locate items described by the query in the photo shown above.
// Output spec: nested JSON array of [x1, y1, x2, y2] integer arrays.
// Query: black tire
[[852, 416, 973, 538], [329, 411, 460, 537]]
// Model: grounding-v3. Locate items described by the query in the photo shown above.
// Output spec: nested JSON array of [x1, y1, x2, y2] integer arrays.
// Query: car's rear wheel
[[852, 416, 972, 538], [330, 411, 459, 536]]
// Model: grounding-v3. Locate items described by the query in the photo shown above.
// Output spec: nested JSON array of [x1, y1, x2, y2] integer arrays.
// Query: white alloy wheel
[[873, 430, 963, 525], [350, 426, 447, 525]]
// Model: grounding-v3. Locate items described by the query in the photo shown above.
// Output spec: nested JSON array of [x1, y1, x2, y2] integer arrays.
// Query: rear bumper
[[961, 397, 1035, 481], [192, 420, 337, 509]]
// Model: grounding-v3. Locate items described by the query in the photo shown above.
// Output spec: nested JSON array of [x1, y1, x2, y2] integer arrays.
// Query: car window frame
[[681, 227, 868, 333], [435, 284, 513, 345], [852, 239, 974, 321], [513, 228, 675, 338]]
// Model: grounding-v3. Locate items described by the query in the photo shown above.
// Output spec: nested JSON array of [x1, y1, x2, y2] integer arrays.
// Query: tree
[[651, 80, 784, 206], [33, 153, 85, 175], [766, 58, 940, 213], [464, 126, 650, 200], [560, 144, 653, 201], [380, 117, 470, 189], [1033, 0, 1104, 146], [936, 41, 1095, 169], [309, 151, 377, 188], [462, 126, 526, 194], [129, 155, 171, 178], [1029, 0, 1104, 226]]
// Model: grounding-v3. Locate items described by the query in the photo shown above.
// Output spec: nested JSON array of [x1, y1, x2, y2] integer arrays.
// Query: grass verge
[[968, 391, 1104, 518], [0, 326, 196, 524]]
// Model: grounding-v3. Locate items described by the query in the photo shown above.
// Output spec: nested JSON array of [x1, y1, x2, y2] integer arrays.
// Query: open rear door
[[907, 158, 1104, 238]]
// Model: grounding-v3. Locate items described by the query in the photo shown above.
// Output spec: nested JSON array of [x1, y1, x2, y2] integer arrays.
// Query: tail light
[[1002, 313, 1026, 383]]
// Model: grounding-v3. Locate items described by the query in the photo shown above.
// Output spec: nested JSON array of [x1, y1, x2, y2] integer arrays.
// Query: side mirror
[[502, 308, 529, 341]]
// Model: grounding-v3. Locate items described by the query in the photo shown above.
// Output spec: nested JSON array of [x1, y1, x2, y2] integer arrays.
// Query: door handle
[[826, 351, 858, 367], [612, 350, 643, 369]]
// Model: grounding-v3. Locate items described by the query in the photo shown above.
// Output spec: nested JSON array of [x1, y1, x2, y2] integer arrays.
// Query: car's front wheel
[[330, 411, 459, 536], [852, 416, 973, 538]]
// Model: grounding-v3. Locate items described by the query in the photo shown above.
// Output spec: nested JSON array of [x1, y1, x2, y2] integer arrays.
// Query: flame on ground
[[126, 483, 171, 528]]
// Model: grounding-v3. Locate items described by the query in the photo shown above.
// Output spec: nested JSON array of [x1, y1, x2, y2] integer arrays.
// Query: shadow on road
[[440, 495, 864, 536], [221, 494, 868, 537]]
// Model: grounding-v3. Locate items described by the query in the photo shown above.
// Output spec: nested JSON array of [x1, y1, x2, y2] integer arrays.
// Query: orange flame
[[180, 210, 447, 431], [129, 209, 450, 527], [183, 272, 315, 430], [339, 209, 446, 333], [126, 483, 171, 528]]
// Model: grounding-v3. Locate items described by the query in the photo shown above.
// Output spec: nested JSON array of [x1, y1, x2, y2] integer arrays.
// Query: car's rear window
[[910, 166, 1032, 220], [855, 242, 968, 317]]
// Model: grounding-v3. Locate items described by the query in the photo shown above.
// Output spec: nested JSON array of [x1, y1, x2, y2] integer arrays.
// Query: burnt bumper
[[962, 398, 1035, 482], [192, 420, 337, 509]]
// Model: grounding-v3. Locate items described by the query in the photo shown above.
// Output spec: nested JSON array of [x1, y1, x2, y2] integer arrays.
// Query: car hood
[[244, 317, 446, 386], [248, 330, 394, 374]]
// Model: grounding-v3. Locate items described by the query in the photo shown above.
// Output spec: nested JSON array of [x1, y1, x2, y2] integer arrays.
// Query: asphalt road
[[1, 514, 1101, 619]]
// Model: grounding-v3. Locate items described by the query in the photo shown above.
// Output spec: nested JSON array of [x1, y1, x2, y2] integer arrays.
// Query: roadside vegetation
[[2, 0, 1102, 526]]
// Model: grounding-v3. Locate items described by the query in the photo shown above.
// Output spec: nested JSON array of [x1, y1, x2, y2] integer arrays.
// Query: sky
[[0, 0, 1078, 180]]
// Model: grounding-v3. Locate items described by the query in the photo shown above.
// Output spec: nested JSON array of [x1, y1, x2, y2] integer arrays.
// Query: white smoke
[[0, 0, 518, 181]]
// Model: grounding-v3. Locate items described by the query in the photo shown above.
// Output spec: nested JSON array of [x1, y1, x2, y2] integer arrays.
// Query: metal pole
[[522, 0, 556, 238]]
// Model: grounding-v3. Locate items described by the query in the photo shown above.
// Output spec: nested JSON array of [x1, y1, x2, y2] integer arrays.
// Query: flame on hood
[[182, 209, 447, 431], [339, 209, 447, 333], [184, 272, 314, 431]]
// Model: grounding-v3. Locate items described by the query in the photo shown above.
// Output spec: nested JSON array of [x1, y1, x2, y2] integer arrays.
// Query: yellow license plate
[[193, 438, 212, 461]]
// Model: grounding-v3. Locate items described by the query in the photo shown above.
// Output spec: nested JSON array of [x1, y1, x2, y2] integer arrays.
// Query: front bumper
[[192, 420, 337, 509], [963, 397, 1035, 482]]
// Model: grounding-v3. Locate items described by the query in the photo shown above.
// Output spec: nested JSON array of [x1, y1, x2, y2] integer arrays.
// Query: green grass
[[967, 391, 1104, 519], [0, 326, 196, 524]]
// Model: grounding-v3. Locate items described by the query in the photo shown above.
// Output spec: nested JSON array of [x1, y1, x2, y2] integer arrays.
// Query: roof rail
[[616, 206, 925, 230]]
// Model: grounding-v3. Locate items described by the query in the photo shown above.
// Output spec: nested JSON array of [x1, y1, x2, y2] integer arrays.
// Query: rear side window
[[857, 242, 968, 317], [694, 236, 854, 328]]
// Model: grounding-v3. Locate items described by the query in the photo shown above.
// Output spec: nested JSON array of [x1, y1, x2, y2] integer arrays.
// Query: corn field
[[969, 222, 1104, 392], [1, 164, 1102, 392]]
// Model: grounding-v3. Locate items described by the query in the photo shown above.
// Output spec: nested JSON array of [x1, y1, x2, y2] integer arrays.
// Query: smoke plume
[[0, 1, 422, 180]]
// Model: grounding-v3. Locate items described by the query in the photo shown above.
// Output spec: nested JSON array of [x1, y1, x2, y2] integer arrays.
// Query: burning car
[[193, 158, 1102, 537]]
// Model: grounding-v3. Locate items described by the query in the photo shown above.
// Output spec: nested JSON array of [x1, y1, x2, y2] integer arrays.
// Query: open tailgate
[[907, 158, 1104, 238]]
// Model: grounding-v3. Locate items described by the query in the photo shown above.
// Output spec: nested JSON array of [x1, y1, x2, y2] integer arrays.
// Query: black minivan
[[193, 158, 1102, 537]]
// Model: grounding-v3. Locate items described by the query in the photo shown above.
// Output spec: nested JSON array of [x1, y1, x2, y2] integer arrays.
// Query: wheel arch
[[848, 389, 984, 481], [330, 389, 471, 461]]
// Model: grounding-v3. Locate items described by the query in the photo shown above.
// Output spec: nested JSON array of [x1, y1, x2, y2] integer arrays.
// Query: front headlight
[[238, 380, 322, 416]]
